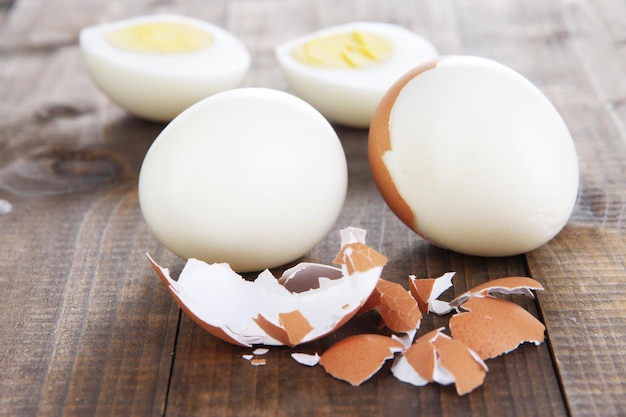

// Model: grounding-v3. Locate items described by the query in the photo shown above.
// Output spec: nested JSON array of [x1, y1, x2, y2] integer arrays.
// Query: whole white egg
[[275, 22, 438, 128], [79, 14, 251, 122], [369, 55, 580, 257], [138, 88, 348, 272]]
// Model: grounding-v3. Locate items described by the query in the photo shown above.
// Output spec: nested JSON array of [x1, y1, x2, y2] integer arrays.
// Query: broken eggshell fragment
[[148, 227, 387, 347], [449, 296, 546, 360], [449, 276, 544, 307], [319, 334, 405, 386], [359, 278, 422, 334], [391, 327, 487, 396], [408, 272, 455, 315]]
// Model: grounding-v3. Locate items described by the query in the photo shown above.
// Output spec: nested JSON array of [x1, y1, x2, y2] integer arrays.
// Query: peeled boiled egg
[[138, 87, 348, 272], [275, 22, 438, 128], [79, 14, 250, 122], [369, 55, 579, 257]]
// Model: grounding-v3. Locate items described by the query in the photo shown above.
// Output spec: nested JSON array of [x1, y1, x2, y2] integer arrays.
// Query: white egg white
[[275, 22, 438, 128], [80, 14, 250, 122]]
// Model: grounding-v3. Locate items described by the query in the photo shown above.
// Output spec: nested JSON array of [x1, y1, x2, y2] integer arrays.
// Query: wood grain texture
[[0, 0, 624, 416], [520, 1, 626, 416]]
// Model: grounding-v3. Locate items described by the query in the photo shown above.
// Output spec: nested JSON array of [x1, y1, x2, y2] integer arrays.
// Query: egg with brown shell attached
[[369, 55, 579, 257]]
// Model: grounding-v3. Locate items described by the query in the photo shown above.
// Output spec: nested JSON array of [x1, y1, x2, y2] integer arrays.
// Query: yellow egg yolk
[[291, 31, 393, 68], [106, 22, 214, 53]]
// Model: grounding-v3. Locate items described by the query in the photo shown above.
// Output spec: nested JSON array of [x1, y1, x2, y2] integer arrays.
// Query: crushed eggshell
[[449, 296, 546, 360], [254, 310, 315, 347], [148, 226, 386, 347], [391, 329, 438, 386], [360, 279, 422, 334], [333, 243, 389, 275], [391, 328, 487, 395], [408, 272, 455, 315], [315, 275, 544, 394], [291, 352, 321, 366], [250, 358, 267, 366], [243, 347, 270, 366], [432, 334, 488, 395], [319, 334, 404, 386], [450, 276, 544, 307]]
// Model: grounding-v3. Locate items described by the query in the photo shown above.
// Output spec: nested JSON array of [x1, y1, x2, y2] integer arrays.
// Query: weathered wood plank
[[529, 227, 626, 417], [0, 0, 182, 415], [519, 1, 626, 416], [0, 0, 13, 22]]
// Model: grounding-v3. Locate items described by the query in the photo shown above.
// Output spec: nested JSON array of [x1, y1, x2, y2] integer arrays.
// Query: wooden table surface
[[1, 0, 625, 416]]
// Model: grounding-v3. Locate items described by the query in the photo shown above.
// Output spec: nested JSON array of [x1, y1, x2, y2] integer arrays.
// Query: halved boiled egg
[[80, 14, 250, 122], [138, 87, 348, 272], [369, 55, 579, 257], [275, 22, 438, 128]]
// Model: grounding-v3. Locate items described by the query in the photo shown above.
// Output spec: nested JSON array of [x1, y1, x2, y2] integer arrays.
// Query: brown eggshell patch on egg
[[451, 276, 544, 307], [368, 58, 440, 232], [449, 296, 546, 360], [254, 310, 314, 347], [319, 334, 404, 386]]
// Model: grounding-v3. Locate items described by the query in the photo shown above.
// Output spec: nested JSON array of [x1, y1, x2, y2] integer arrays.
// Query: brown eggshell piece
[[401, 337, 436, 383], [356, 279, 421, 332], [408, 272, 455, 315], [451, 276, 544, 307], [433, 336, 487, 395], [392, 327, 487, 394], [375, 279, 422, 333], [254, 310, 314, 347], [320, 334, 404, 386], [250, 358, 267, 366], [409, 277, 433, 314], [449, 296, 546, 360], [333, 241, 388, 274]]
